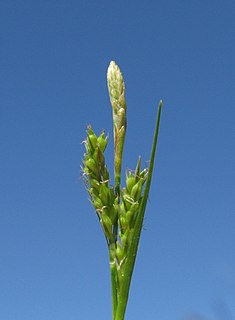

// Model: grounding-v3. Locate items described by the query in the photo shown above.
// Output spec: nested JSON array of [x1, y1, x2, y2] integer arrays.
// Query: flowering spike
[[82, 62, 163, 320], [107, 61, 127, 195]]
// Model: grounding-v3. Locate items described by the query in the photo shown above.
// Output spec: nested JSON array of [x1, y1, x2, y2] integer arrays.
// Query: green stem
[[114, 101, 162, 320], [109, 243, 118, 319], [115, 175, 121, 199]]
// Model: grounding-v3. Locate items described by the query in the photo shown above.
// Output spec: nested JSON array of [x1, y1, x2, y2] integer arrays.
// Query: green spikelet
[[115, 158, 148, 280], [82, 126, 118, 243]]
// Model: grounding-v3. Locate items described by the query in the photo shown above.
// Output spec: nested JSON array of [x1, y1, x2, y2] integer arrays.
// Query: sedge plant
[[82, 61, 162, 320]]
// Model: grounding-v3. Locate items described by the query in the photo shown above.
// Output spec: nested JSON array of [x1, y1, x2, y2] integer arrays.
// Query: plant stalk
[[114, 101, 162, 320], [109, 243, 118, 319]]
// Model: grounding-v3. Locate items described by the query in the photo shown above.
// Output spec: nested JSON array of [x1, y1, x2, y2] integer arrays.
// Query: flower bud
[[93, 197, 103, 209], [89, 178, 100, 191], [87, 134, 97, 151], [97, 132, 108, 152], [99, 184, 110, 204], [109, 206, 118, 225], [131, 180, 143, 200], [89, 187, 99, 198], [116, 242, 125, 263], [101, 201, 116, 218], [122, 193, 132, 212], [86, 126, 98, 150], [120, 231, 128, 250], [83, 158, 98, 176], [119, 216, 127, 231], [126, 210, 134, 225], [126, 174, 136, 193], [101, 214, 114, 241]]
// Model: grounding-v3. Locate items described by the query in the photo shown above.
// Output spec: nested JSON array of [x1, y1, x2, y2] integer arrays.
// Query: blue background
[[1, 1, 235, 319]]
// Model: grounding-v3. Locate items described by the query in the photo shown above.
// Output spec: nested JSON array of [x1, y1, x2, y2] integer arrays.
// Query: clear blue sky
[[1, 1, 235, 319]]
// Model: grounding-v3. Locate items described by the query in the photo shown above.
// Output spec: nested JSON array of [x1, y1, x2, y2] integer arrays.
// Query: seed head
[[107, 61, 126, 123], [107, 61, 127, 190]]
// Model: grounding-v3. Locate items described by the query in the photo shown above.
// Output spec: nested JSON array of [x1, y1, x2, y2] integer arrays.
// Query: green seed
[[130, 180, 142, 200], [116, 242, 124, 263], [101, 214, 114, 241], [119, 216, 127, 230], [97, 133, 108, 152], [84, 158, 98, 176], [88, 133, 97, 151], [93, 197, 103, 209], [126, 174, 136, 193]]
